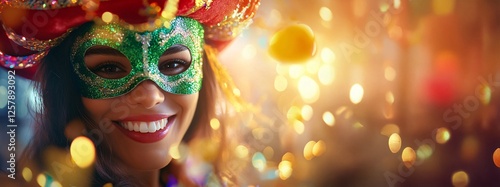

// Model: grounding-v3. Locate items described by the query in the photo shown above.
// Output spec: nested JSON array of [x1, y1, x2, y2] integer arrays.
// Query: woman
[[0, 0, 260, 186]]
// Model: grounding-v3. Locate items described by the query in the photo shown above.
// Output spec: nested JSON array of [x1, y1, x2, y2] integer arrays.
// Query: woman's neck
[[129, 169, 161, 187]]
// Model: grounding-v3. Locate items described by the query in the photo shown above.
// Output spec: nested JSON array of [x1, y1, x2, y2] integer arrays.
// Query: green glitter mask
[[71, 17, 204, 99]]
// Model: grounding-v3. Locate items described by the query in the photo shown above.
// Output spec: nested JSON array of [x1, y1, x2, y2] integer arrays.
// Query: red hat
[[0, 0, 260, 79]]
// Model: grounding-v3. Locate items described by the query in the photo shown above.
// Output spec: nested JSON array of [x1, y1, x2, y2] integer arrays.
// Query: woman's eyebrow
[[85, 46, 126, 57], [162, 45, 188, 56]]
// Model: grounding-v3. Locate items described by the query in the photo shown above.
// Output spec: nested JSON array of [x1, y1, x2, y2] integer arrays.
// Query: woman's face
[[75, 17, 204, 171], [81, 45, 199, 171]]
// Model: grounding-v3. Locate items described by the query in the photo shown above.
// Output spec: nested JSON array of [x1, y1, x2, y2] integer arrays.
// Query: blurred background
[[2, 0, 500, 186]]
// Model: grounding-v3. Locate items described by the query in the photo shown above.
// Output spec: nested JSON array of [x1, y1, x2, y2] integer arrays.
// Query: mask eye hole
[[158, 45, 192, 76], [84, 46, 131, 79]]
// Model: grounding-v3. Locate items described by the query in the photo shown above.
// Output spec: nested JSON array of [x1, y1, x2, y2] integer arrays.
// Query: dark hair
[[21, 22, 225, 186]]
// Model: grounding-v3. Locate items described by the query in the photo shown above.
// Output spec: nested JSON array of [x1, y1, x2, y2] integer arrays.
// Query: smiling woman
[[0, 0, 260, 186]]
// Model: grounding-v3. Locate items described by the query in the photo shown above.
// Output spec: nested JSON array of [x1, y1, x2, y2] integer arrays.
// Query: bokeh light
[[402, 147, 416, 168], [451, 171, 469, 187], [349, 84, 364, 104], [388, 133, 402, 153], [303, 141, 316, 160], [22, 167, 32, 182], [319, 7, 332, 21], [70, 136, 95, 168], [252, 152, 267, 172], [101, 12, 113, 23], [274, 75, 288, 92], [210, 118, 220, 130], [493, 148, 500, 168], [322, 111, 335, 126], [298, 76, 320, 103], [435, 127, 451, 144]]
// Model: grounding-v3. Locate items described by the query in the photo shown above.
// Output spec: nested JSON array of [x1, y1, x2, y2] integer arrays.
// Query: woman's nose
[[126, 80, 164, 109]]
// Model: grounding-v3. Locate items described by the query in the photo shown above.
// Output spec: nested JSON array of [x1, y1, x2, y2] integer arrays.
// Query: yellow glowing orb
[[269, 24, 316, 63], [70, 136, 96, 168], [451, 170, 469, 187], [401, 147, 416, 168], [388, 133, 402, 153]]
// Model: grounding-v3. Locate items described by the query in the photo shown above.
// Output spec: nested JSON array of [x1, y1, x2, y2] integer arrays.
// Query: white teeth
[[127, 122, 133, 131], [119, 118, 169, 133], [133, 122, 140, 132], [148, 122, 156, 133], [140, 122, 148, 133]]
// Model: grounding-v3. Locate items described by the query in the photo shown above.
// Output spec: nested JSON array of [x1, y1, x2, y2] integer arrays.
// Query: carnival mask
[[71, 16, 204, 99]]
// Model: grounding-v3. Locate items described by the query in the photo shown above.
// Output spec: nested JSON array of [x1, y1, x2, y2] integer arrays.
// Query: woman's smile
[[113, 115, 177, 143]]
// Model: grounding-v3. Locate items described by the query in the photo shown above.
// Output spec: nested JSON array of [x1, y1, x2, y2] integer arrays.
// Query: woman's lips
[[119, 118, 168, 133], [113, 115, 175, 143]]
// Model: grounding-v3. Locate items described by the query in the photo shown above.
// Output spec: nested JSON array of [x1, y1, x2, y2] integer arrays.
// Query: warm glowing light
[[70, 136, 96, 168], [242, 44, 257, 59], [303, 141, 316, 160], [269, 9, 282, 26], [313, 140, 326, 157], [233, 88, 241, 96], [278, 160, 293, 180], [210, 118, 220, 130], [301, 105, 313, 121], [385, 66, 396, 81], [37, 174, 46, 187], [461, 136, 479, 161], [416, 144, 433, 160], [386, 91, 395, 104], [394, 0, 401, 9], [380, 124, 400, 137], [252, 152, 267, 172], [349, 84, 364, 104], [287, 106, 301, 120], [402, 147, 416, 168], [103, 183, 114, 187], [435, 127, 451, 144], [293, 120, 305, 134], [306, 59, 321, 74], [388, 133, 402, 153], [318, 64, 335, 85], [451, 171, 469, 187], [22, 167, 32, 182], [298, 76, 320, 103], [319, 7, 332, 21], [353, 122, 363, 129], [274, 75, 288, 92], [433, 0, 455, 15], [322, 111, 335, 126], [321, 48, 336, 63], [101, 12, 113, 23], [282, 152, 295, 163], [289, 65, 305, 79], [480, 85, 492, 105], [235, 145, 249, 158], [51, 181, 62, 187], [493, 148, 500, 168], [379, 2, 390, 12], [276, 64, 287, 75], [263, 146, 274, 159], [169, 144, 181, 159]]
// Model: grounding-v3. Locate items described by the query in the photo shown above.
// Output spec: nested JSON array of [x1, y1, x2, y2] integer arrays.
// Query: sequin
[[9, 0, 83, 9], [2, 24, 68, 51], [71, 16, 204, 99], [0, 50, 48, 69]]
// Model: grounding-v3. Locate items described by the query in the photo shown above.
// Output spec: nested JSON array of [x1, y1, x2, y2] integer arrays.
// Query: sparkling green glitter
[[71, 17, 204, 99]]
